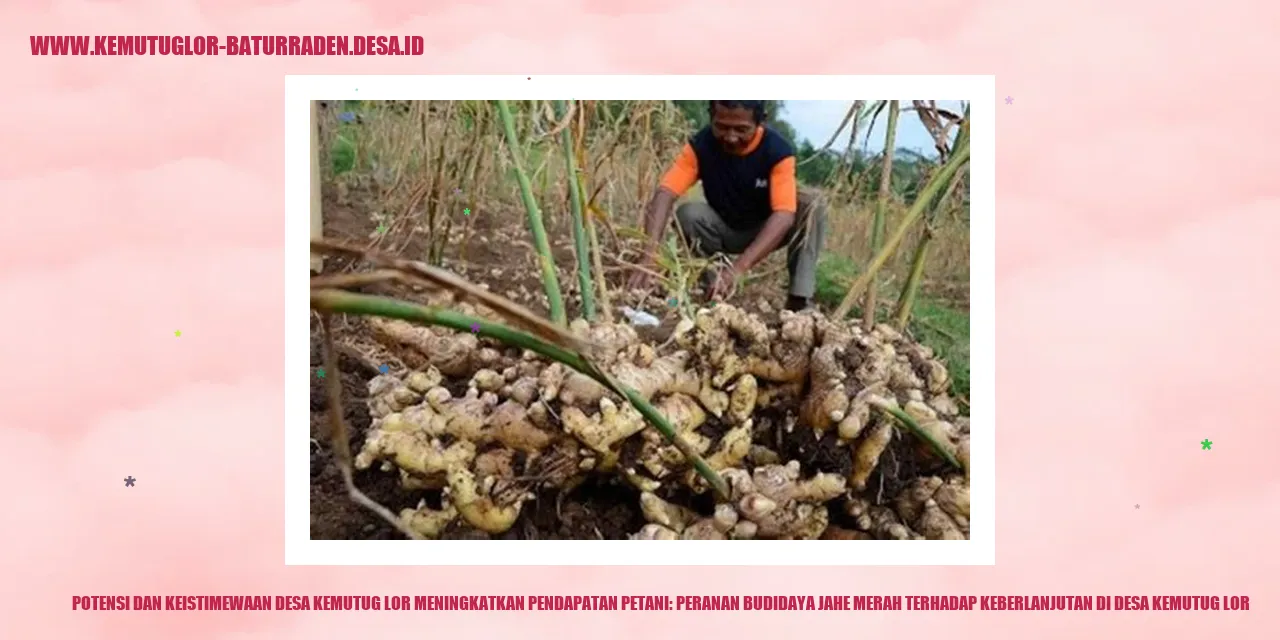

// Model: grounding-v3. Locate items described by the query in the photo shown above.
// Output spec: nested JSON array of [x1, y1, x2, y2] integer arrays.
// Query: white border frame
[[285, 76, 995, 566]]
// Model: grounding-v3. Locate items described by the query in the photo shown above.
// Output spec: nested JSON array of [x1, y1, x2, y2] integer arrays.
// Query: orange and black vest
[[689, 125, 795, 230]]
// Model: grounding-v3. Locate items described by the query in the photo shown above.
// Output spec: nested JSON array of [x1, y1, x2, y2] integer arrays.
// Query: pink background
[[3, 0, 1278, 637]]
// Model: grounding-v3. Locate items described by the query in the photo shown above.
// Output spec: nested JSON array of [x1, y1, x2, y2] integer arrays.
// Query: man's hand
[[708, 265, 740, 301], [626, 251, 659, 292], [628, 188, 678, 293], [626, 265, 655, 292]]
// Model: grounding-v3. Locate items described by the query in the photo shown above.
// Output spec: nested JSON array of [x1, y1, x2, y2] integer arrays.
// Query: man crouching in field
[[626, 100, 827, 311]]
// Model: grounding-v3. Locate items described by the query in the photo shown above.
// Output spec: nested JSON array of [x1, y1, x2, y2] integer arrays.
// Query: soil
[[308, 181, 923, 540]]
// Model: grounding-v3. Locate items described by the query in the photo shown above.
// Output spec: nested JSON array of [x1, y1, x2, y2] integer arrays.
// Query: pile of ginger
[[349, 301, 970, 541]]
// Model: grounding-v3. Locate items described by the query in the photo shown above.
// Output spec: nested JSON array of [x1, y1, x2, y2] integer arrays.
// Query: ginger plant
[[892, 103, 970, 330], [861, 100, 899, 332], [495, 99, 567, 326], [553, 99, 597, 320], [833, 133, 972, 320]]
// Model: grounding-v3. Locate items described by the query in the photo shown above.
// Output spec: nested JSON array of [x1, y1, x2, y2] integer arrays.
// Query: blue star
[[338, 111, 356, 123], [378, 364, 390, 374]]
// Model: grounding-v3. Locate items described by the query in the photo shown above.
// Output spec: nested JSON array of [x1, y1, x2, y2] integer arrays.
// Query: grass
[[814, 254, 969, 399], [331, 131, 356, 174], [327, 101, 366, 175]]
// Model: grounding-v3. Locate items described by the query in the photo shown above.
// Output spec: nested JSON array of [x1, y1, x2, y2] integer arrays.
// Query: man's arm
[[639, 144, 699, 256], [730, 156, 798, 275], [639, 187, 680, 253]]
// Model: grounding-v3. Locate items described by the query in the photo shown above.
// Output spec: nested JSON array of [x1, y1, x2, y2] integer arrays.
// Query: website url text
[[30, 35, 424, 56]]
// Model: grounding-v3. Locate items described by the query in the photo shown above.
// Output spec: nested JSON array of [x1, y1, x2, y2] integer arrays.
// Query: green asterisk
[[375, 223, 387, 234], [316, 368, 326, 379], [1200, 439, 1212, 450], [463, 208, 471, 216]]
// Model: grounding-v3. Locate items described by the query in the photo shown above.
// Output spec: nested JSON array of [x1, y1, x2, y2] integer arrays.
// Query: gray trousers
[[674, 189, 827, 298]]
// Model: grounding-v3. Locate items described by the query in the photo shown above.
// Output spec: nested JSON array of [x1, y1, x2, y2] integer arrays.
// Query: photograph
[[291, 77, 987, 564]]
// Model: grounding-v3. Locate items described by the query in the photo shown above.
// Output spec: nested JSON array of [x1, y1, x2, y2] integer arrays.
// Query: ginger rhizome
[[350, 303, 970, 540]]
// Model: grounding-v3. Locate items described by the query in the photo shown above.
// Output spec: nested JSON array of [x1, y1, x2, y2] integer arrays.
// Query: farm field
[[308, 99, 971, 541]]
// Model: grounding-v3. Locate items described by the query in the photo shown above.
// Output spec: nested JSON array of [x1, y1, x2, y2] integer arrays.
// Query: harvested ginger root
[[850, 418, 894, 491], [561, 397, 646, 454], [716, 462, 846, 539], [368, 369, 442, 418], [634, 494, 739, 540], [627, 393, 713, 481], [400, 500, 457, 538], [684, 423, 752, 492], [894, 475, 969, 539], [352, 301, 972, 542], [445, 466, 531, 534], [367, 317, 505, 377], [355, 429, 475, 481], [371, 387, 559, 454]]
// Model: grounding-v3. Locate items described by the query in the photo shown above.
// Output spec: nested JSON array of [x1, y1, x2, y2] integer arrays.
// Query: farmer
[[626, 100, 826, 311]]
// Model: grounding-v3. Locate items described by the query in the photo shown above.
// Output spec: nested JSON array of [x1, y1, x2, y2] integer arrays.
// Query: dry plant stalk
[[425, 101, 460, 264], [311, 238, 590, 354], [892, 106, 969, 329], [911, 100, 956, 159], [319, 313, 425, 540], [459, 102, 495, 262], [802, 101, 861, 168], [555, 99, 597, 320], [831, 100, 869, 194], [862, 100, 900, 331], [573, 104, 614, 323], [835, 136, 970, 318]]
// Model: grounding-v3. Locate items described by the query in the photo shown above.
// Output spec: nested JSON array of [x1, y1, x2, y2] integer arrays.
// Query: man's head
[[709, 101, 765, 154]]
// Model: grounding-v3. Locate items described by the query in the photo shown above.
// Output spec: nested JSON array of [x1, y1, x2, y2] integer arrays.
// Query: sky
[[782, 100, 965, 157]]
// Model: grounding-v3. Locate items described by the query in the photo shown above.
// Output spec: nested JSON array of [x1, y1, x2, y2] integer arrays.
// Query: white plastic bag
[[619, 306, 660, 328]]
